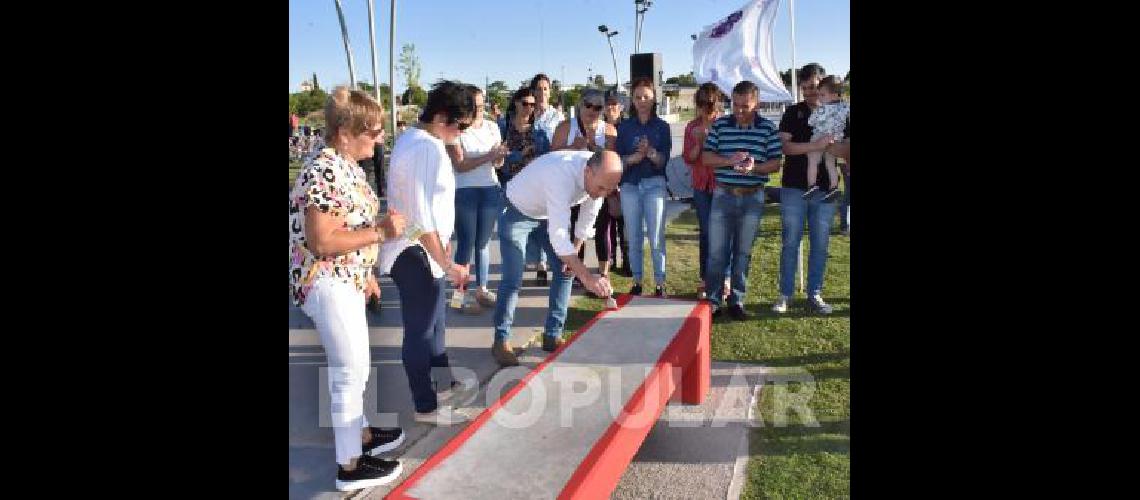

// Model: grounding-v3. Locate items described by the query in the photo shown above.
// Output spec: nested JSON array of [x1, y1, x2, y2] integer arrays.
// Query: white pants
[[301, 277, 372, 465]]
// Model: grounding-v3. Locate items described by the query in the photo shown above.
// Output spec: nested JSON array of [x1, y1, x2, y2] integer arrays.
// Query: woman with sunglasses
[[445, 85, 508, 314], [499, 87, 553, 285], [289, 87, 408, 491], [380, 80, 475, 429], [616, 77, 672, 297], [550, 88, 617, 284], [683, 82, 731, 301]]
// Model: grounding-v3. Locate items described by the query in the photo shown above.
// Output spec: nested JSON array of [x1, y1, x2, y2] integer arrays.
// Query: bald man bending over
[[490, 150, 624, 366]]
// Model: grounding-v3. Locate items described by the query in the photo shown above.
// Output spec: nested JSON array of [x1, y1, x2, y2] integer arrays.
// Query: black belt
[[718, 184, 763, 196]]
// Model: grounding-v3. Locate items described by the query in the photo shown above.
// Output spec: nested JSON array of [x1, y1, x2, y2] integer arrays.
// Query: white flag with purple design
[[692, 0, 792, 102]]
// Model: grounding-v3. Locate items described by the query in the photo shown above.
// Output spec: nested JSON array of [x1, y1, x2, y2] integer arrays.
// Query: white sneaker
[[772, 295, 790, 314], [808, 294, 833, 314], [414, 406, 471, 426], [434, 377, 478, 404]]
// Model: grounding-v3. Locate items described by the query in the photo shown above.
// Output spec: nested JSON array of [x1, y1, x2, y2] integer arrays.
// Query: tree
[[312, 72, 320, 91], [563, 86, 583, 109], [665, 72, 696, 86], [487, 80, 510, 97], [486, 80, 510, 114], [289, 88, 330, 120], [402, 86, 427, 107], [398, 43, 421, 90], [357, 82, 393, 108]]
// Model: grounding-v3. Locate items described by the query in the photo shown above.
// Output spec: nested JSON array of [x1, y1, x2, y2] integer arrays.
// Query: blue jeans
[[620, 176, 667, 285], [493, 204, 574, 341], [389, 246, 450, 414], [453, 186, 503, 289], [779, 187, 837, 297], [692, 189, 731, 286], [705, 186, 766, 308]]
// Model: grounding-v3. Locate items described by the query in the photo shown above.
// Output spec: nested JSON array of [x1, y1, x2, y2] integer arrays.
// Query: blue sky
[[289, 0, 848, 94]]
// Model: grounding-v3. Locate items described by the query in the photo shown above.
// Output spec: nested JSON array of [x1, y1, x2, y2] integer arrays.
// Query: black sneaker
[[630, 283, 643, 296], [709, 302, 722, 318], [536, 269, 549, 286], [542, 336, 565, 352], [654, 285, 667, 298], [823, 187, 842, 203], [727, 304, 748, 321], [336, 455, 403, 491], [362, 427, 405, 456], [801, 186, 820, 199], [366, 295, 383, 315]]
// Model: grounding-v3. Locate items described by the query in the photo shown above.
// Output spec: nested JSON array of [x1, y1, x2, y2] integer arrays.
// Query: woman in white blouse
[[445, 85, 508, 314]]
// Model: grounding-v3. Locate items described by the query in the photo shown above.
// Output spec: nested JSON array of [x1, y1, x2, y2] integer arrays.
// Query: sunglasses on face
[[518, 101, 536, 108], [582, 103, 603, 111], [447, 118, 472, 131], [697, 100, 719, 107]]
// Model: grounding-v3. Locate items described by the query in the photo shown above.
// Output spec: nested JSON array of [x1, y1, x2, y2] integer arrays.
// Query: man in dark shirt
[[773, 63, 848, 315]]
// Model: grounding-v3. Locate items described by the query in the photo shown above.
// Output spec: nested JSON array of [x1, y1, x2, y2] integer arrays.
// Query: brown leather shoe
[[491, 340, 519, 367]]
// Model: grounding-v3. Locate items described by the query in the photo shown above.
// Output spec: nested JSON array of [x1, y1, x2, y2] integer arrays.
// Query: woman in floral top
[[498, 87, 551, 182], [287, 87, 409, 491], [498, 87, 552, 284]]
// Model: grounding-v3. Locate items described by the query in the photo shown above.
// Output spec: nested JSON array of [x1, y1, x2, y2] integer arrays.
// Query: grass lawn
[[562, 171, 850, 499]]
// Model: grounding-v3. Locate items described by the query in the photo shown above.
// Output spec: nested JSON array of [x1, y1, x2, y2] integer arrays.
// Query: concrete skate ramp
[[387, 295, 711, 500]]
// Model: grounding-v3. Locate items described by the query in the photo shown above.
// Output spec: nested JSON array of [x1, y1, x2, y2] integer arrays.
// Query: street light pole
[[598, 25, 621, 90]]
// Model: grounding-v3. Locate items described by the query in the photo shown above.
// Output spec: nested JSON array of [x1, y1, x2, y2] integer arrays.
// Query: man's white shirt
[[504, 150, 603, 257]]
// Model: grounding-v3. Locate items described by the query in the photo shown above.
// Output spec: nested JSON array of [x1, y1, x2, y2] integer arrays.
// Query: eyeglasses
[[518, 101, 536, 108], [582, 103, 603, 111], [696, 99, 719, 107], [446, 117, 472, 131]]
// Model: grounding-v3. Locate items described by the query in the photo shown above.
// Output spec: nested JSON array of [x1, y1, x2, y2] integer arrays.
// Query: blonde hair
[[323, 86, 386, 144]]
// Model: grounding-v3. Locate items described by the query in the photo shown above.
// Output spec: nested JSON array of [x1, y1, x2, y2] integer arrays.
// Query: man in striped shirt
[[700, 80, 783, 320]]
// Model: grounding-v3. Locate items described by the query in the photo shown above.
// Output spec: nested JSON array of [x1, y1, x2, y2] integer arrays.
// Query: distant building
[[300, 80, 314, 92]]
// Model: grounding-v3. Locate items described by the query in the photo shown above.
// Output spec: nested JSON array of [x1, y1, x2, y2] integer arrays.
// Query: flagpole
[[334, 0, 357, 88], [389, 0, 397, 139], [790, 0, 804, 294], [367, 0, 380, 100], [789, 0, 797, 102]]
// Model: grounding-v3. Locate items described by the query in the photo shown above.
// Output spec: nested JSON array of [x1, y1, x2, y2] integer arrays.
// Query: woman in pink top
[[682, 83, 728, 300]]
